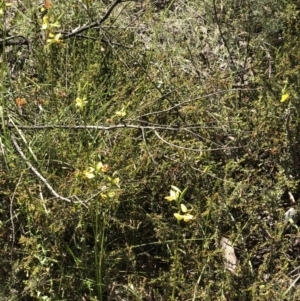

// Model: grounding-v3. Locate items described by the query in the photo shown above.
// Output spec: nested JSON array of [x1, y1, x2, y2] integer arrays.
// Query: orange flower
[[15, 98, 27, 108], [102, 164, 109, 172], [95, 162, 109, 173], [45, 0, 51, 9]]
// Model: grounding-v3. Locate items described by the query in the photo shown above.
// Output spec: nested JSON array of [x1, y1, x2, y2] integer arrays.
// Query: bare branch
[[63, 0, 123, 40], [7, 122, 241, 152], [10, 135, 72, 203], [10, 173, 24, 258], [7, 123, 185, 131], [153, 130, 240, 152]]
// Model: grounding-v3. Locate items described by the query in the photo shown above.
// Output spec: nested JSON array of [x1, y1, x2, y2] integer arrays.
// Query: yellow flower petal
[[181, 203, 188, 213], [113, 177, 120, 187], [83, 167, 95, 179], [42, 16, 49, 30], [101, 193, 108, 199], [165, 189, 178, 201], [280, 93, 290, 103], [165, 196, 174, 202], [75, 97, 87, 110], [171, 185, 181, 192], [108, 191, 116, 198], [174, 213, 184, 220], [183, 214, 193, 222], [95, 162, 104, 172]]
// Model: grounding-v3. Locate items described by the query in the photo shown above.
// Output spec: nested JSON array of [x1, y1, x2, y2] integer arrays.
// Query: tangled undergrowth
[[1, 0, 300, 300]]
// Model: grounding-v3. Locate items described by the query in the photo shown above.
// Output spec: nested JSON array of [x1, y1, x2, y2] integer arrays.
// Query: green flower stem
[[171, 219, 180, 301], [93, 202, 106, 301]]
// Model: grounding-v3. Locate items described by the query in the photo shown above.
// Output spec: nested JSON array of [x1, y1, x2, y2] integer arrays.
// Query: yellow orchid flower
[[280, 93, 290, 103], [47, 32, 63, 45], [75, 97, 87, 110], [165, 186, 181, 202], [83, 167, 95, 179], [174, 213, 193, 222]]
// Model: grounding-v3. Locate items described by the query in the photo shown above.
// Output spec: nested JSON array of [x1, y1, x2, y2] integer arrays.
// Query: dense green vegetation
[[1, 0, 300, 300]]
